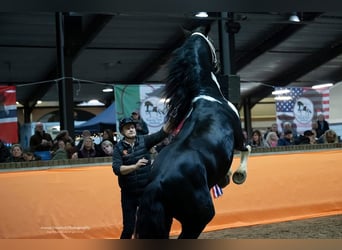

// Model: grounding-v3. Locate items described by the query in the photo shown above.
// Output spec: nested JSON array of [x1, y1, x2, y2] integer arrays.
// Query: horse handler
[[112, 117, 171, 239]]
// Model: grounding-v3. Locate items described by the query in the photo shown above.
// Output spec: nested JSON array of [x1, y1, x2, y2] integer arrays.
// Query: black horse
[[135, 29, 251, 239]]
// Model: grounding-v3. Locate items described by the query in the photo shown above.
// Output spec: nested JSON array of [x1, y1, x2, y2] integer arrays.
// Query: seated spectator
[[281, 122, 292, 135], [281, 121, 298, 139], [51, 139, 68, 160], [263, 123, 280, 140], [77, 137, 99, 158], [317, 129, 338, 144], [295, 130, 316, 145], [315, 114, 330, 138], [248, 129, 266, 148], [0, 140, 11, 163], [277, 130, 294, 146], [29, 122, 53, 152], [52, 130, 74, 151], [23, 150, 42, 161], [76, 130, 91, 150], [101, 129, 116, 145], [265, 131, 279, 148], [65, 142, 78, 159], [7, 144, 25, 162], [100, 139, 114, 156], [98, 129, 116, 156]]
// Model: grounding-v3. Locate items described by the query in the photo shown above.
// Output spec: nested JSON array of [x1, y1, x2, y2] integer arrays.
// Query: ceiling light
[[195, 12, 208, 18], [77, 100, 105, 106], [102, 87, 113, 92], [312, 83, 333, 89], [274, 96, 292, 101], [289, 12, 300, 22], [272, 89, 290, 95]]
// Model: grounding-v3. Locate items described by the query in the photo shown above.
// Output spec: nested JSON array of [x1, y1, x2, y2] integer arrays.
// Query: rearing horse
[[135, 29, 251, 239]]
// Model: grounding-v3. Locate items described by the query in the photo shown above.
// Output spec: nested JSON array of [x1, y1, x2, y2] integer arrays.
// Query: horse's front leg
[[233, 145, 251, 184], [217, 169, 232, 188]]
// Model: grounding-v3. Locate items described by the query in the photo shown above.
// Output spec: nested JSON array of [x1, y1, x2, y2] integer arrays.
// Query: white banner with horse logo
[[275, 87, 330, 135], [114, 84, 166, 134]]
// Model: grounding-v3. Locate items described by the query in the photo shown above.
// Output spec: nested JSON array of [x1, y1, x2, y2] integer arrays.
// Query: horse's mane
[[163, 31, 217, 131]]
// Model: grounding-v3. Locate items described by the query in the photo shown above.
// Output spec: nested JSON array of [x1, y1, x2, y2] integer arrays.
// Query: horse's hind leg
[[135, 186, 172, 239], [178, 193, 215, 239], [233, 145, 251, 184], [178, 222, 207, 239]]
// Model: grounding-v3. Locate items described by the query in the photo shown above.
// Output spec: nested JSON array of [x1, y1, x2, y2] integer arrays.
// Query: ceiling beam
[[245, 35, 342, 107], [129, 18, 215, 82], [236, 13, 323, 71], [21, 13, 113, 108], [236, 24, 304, 70]]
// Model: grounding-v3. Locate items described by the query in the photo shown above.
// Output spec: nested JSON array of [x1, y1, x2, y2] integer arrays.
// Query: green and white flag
[[114, 84, 166, 133]]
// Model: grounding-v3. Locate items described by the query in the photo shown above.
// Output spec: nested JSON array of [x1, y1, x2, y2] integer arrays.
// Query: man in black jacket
[[29, 122, 53, 152], [112, 117, 170, 239]]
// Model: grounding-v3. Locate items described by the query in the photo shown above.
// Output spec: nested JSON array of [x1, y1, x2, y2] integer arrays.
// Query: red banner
[[0, 86, 18, 143]]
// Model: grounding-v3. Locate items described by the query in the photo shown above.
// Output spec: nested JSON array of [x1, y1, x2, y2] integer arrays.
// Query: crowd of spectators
[[246, 117, 340, 148], [0, 122, 118, 163], [0, 114, 340, 164]]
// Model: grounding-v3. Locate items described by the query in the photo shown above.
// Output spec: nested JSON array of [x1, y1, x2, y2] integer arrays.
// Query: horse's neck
[[209, 72, 240, 117]]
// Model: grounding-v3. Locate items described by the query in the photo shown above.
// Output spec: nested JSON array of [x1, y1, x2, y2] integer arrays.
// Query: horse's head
[[190, 32, 219, 73], [164, 29, 218, 132], [163, 29, 220, 132]]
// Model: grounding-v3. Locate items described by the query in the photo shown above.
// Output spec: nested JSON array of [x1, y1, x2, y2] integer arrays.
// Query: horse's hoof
[[232, 171, 247, 185]]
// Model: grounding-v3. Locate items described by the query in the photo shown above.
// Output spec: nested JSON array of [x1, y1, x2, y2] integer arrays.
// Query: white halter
[[191, 32, 218, 66]]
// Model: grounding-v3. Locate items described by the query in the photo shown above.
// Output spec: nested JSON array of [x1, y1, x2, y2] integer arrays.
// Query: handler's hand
[[136, 158, 149, 168]]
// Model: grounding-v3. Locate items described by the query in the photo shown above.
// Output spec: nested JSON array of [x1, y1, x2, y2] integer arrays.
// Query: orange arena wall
[[0, 149, 341, 239]]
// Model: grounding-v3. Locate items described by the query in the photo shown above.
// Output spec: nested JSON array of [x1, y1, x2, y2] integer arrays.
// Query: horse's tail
[[135, 186, 170, 239]]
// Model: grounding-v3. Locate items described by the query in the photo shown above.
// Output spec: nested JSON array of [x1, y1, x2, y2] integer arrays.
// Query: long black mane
[[163, 32, 219, 131]]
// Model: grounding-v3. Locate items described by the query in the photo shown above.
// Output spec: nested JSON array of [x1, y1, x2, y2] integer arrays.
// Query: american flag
[[275, 87, 330, 133], [0, 86, 18, 143], [276, 87, 304, 113]]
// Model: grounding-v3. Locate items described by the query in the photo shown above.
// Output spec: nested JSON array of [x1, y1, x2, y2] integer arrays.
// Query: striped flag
[[212, 184, 223, 199], [0, 86, 18, 143], [275, 87, 330, 134]]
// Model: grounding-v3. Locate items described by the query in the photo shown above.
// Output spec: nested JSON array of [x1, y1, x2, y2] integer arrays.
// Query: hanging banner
[[114, 84, 166, 134], [0, 86, 18, 144], [275, 87, 330, 135]]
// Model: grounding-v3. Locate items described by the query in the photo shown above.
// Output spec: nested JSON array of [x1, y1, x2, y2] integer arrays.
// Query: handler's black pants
[[120, 191, 140, 239]]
